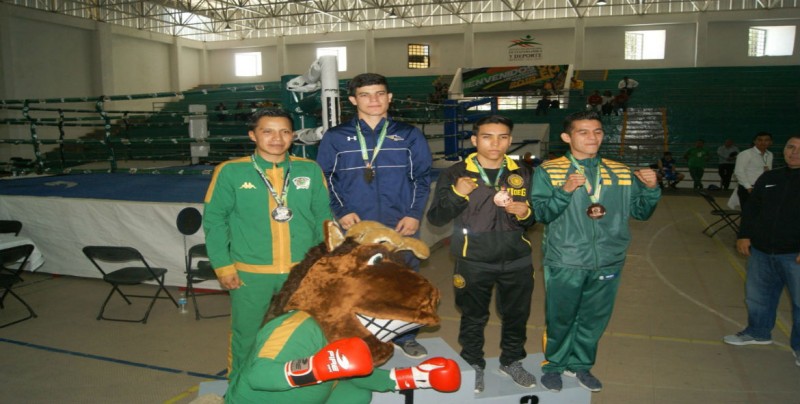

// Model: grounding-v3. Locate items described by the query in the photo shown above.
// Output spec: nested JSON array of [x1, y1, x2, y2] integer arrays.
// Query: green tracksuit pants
[[542, 265, 622, 373], [228, 271, 290, 381]]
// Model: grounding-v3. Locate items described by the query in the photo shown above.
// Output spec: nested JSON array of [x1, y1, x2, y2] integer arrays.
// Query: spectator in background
[[733, 132, 773, 208], [235, 101, 247, 121], [717, 139, 739, 191], [723, 135, 800, 369], [657, 151, 684, 189], [215, 102, 227, 121], [613, 90, 629, 115], [601, 90, 615, 116], [571, 76, 585, 94], [586, 90, 603, 112], [536, 95, 551, 116], [617, 76, 639, 96], [684, 139, 711, 190]]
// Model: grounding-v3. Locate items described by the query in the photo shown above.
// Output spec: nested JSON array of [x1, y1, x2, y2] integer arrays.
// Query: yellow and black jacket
[[427, 153, 535, 264]]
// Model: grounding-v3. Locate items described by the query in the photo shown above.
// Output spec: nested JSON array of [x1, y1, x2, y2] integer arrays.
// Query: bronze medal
[[272, 206, 293, 222], [586, 203, 606, 219], [493, 189, 512, 207], [364, 166, 375, 183]]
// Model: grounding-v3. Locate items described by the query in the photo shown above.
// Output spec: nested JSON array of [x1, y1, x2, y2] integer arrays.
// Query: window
[[749, 26, 796, 57], [316, 47, 347, 71], [408, 44, 430, 69], [624, 30, 665, 60], [235, 52, 262, 77]]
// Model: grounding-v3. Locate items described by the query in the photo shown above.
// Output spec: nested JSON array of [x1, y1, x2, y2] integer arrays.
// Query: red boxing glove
[[285, 337, 374, 387], [391, 357, 461, 392]]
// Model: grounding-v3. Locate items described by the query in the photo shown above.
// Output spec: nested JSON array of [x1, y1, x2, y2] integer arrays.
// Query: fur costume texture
[[214, 221, 444, 403]]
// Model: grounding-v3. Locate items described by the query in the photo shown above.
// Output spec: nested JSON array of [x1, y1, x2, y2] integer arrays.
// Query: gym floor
[[1, 189, 798, 403]]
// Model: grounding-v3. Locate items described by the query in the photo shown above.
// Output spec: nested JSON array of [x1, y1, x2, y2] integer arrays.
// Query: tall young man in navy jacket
[[317, 73, 433, 358]]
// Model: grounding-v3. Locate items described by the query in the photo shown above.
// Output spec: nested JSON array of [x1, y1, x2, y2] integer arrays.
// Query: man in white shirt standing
[[617, 76, 639, 96], [733, 132, 773, 208], [717, 139, 739, 191]]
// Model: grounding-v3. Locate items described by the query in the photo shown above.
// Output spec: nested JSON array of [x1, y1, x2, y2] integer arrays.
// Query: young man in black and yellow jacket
[[427, 115, 537, 393]]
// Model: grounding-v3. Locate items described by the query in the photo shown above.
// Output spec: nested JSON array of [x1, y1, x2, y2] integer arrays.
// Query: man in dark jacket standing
[[317, 73, 432, 358], [427, 115, 537, 393], [724, 135, 800, 368]]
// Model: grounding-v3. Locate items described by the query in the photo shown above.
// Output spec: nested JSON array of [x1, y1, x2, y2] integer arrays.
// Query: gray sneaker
[[397, 340, 428, 358], [471, 364, 485, 393], [723, 331, 772, 346], [540, 372, 562, 392], [498, 361, 536, 388], [794, 350, 799, 367], [564, 370, 602, 392]]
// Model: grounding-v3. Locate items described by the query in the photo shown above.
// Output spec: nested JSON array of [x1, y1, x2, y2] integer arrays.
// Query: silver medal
[[272, 206, 293, 222]]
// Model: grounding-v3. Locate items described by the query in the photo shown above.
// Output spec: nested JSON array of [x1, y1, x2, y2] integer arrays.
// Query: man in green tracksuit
[[531, 111, 660, 393], [203, 109, 332, 381]]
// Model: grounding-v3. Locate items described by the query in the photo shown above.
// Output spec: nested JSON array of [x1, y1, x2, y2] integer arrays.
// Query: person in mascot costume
[[213, 220, 461, 403]]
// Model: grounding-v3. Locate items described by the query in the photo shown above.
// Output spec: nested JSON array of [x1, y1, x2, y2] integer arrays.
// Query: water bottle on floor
[[178, 294, 188, 314]]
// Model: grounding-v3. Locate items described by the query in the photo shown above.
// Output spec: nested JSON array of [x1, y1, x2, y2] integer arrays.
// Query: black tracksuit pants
[[454, 255, 534, 368]]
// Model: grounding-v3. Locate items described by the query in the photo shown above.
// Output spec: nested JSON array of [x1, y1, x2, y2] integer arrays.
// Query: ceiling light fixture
[[223, 22, 232, 31], [388, 8, 398, 18], [596, 0, 608, 5]]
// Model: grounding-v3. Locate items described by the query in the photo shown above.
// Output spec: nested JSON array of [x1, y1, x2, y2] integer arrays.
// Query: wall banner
[[461, 65, 569, 95], [508, 35, 544, 62]]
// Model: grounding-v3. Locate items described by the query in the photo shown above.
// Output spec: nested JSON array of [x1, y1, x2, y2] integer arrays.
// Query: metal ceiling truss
[[4, 0, 798, 41]]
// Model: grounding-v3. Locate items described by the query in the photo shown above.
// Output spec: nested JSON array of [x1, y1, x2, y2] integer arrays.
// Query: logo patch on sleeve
[[507, 174, 524, 189]]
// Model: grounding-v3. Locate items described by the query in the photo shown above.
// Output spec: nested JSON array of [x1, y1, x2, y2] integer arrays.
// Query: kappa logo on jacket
[[240, 182, 257, 189], [346, 136, 357, 142]]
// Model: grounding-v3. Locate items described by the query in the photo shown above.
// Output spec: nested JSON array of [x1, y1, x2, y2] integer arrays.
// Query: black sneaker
[[498, 361, 536, 388], [397, 340, 427, 359], [471, 364, 485, 393], [564, 370, 602, 392], [540, 372, 562, 392]]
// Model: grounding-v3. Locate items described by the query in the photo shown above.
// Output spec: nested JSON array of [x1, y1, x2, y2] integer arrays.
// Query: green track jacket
[[531, 153, 661, 270], [203, 153, 332, 278]]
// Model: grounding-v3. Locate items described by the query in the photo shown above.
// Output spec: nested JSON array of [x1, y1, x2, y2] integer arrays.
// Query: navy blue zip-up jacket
[[316, 117, 432, 228]]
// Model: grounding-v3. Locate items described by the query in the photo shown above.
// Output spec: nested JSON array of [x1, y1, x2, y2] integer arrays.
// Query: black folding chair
[[177, 207, 229, 320], [186, 244, 229, 320], [0, 244, 37, 328], [698, 190, 741, 237], [0, 220, 23, 237], [83, 246, 178, 324]]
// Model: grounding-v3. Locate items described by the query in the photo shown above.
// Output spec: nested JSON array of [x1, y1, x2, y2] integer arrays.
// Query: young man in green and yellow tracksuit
[[203, 109, 332, 381], [531, 111, 660, 393]]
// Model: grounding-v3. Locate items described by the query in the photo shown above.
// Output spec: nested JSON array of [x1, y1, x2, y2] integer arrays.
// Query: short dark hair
[[473, 115, 514, 134], [348, 73, 390, 96], [754, 131, 773, 140], [248, 109, 294, 131], [563, 110, 602, 133]]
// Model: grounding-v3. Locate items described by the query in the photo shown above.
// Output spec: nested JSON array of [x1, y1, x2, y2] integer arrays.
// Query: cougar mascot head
[[216, 221, 460, 404]]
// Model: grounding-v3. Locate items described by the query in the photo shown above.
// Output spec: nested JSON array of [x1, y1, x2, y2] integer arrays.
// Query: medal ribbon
[[567, 153, 602, 204], [251, 154, 292, 207], [355, 120, 389, 170], [472, 156, 507, 191]]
